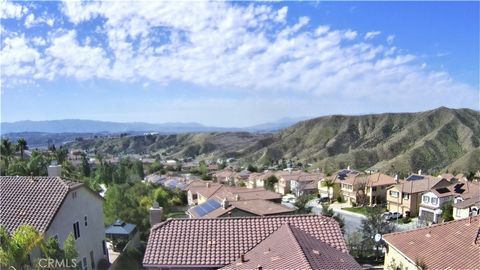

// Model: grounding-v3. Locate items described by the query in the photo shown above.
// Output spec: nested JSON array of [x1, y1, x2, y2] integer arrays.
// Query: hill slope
[[67, 107, 480, 174]]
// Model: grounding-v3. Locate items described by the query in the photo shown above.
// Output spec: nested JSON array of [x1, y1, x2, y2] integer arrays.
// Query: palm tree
[[0, 225, 44, 269], [322, 178, 336, 203], [1, 139, 14, 172], [16, 138, 28, 160]]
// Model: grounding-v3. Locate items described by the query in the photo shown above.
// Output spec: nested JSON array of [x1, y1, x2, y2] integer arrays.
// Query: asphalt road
[[312, 206, 366, 235]]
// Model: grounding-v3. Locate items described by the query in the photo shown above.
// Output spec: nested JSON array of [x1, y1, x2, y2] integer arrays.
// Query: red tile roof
[[0, 176, 83, 233], [202, 199, 295, 218], [383, 216, 480, 270], [143, 215, 349, 268], [220, 223, 361, 270]]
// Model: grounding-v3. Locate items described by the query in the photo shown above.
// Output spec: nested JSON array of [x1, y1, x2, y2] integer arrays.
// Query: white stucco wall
[[46, 186, 107, 270]]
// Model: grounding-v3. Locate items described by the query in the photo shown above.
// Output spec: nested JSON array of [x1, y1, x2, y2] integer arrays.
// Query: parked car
[[389, 212, 403, 220], [319, 197, 329, 203], [382, 211, 392, 221]]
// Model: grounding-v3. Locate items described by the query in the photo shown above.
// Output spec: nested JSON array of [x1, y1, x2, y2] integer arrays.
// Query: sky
[[1, 0, 479, 127]]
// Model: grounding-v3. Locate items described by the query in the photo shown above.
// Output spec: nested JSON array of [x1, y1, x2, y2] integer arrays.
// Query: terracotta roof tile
[[383, 216, 480, 269], [143, 215, 349, 268], [0, 176, 83, 233], [221, 223, 360, 270]]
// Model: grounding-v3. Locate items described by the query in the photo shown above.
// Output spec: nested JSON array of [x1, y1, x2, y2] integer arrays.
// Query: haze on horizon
[[1, 1, 479, 127]]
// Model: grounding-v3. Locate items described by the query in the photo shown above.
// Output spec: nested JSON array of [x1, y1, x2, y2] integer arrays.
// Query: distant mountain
[[0, 118, 304, 135], [65, 107, 480, 175]]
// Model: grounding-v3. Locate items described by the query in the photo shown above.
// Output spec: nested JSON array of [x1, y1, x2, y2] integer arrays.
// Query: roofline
[[383, 238, 418, 267], [143, 263, 225, 268]]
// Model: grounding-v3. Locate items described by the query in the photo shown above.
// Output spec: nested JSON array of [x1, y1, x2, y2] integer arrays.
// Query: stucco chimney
[[234, 194, 240, 201], [48, 164, 62, 177], [149, 202, 164, 226], [347, 166, 351, 170], [222, 198, 230, 209], [418, 169, 422, 175], [394, 174, 398, 182], [206, 182, 211, 188]]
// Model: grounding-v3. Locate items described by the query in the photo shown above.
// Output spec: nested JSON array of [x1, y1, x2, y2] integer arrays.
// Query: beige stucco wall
[[46, 186, 106, 270], [384, 244, 417, 270], [453, 207, 471, 220]]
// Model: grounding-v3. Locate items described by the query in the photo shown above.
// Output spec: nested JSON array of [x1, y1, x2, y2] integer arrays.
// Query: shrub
[[336, 194, 343, 203]]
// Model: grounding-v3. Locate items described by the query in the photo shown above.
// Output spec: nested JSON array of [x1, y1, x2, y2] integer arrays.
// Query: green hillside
[[68, 107, 480, 175]]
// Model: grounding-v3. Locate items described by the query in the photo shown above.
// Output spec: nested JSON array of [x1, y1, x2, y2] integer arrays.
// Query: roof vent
[[418, 169, 422, 175]]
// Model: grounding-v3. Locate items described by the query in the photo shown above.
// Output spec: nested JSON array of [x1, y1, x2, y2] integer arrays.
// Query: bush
[[402, 216, 411, 224], [351, 201, 357, 207], [336, 195, 343, 203]]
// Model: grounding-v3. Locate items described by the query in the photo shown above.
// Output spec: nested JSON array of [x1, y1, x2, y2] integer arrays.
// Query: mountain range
[[64, 107, 480, 175]]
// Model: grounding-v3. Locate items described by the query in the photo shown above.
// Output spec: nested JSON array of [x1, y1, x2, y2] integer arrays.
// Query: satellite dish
[[434, 209, 443, 215], [374, 233, 382, 242]]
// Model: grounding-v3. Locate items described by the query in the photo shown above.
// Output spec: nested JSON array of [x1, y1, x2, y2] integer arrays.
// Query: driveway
[[312, 203, 366, 235]]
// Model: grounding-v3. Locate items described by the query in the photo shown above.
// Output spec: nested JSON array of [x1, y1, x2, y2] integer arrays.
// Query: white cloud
[[1, 0, 27, 19], [1, 1, 477, 109], [364, 31, 381, 40], [24, 12, 55, 28], [387, 34, 395, 44]]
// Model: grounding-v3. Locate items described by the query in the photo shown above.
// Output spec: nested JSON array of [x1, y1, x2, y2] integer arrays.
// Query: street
[[312, 205, 366, 235]]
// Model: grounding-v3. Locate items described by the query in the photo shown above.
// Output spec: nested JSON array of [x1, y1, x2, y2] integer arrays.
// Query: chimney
[[234, 194, 240, 201], [394, 174, 398, 182], [206, 182, 211, 188], [347, 165, 351, 170], [48, 164, 62, 177], [222, 198, 229, 209], [418, 169, 422, 175], [149, 202, 164, 226]]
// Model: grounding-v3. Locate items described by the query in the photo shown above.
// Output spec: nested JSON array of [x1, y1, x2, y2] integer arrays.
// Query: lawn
[[342, 206, 368, 216]]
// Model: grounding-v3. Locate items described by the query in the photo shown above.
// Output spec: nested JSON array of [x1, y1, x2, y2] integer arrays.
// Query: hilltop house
[[419, 181, 479, 223], [386, 173, 450, 217], [0, 172, 107, 270], [143, 215, 361, 270], [383, 216, 480, 270]]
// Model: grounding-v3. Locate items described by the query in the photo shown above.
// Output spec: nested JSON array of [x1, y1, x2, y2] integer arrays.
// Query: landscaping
[[342, 206, 369, 216]]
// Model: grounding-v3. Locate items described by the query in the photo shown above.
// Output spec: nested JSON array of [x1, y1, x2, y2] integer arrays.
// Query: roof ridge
[[165, 213, 323, 221], [384, 216, 480, 238], [282, 223, 313, 268]]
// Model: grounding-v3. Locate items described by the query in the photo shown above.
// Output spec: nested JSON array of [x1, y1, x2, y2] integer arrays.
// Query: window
[[102, 240, 107, 255], [82, 257, 87, 270], [84, 216, 88, 227], [389, 191, 399, 198], [73, 222, 80, 239], [403, 193, 410, 200], [423, 196, 430, 204], [455, 208, 461, 217], [431, 197, 438, 205], [372, 187, 377, 192]]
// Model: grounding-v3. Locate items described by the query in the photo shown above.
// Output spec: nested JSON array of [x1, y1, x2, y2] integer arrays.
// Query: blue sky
[[1, 1, 478, 127]]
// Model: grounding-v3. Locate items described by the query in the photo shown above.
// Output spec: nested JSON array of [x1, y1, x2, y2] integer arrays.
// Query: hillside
[[67, 107, 480, 175]]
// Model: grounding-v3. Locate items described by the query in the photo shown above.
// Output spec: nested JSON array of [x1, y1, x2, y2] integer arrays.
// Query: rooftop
[[383, 216, 480, 270], [143, 215, 349, 268], [0, 176, 84, 233]]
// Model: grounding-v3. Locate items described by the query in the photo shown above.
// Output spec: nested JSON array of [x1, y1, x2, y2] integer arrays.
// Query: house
[[419, 181, 479, 223], [213, 169, 236, 185], [0, 174, 107, 270], [453, 193, 480, 220], [246, 171, 275, 189], [143, 215, 360, 270], [290, 172, 324, 197], [363, 173, 398, 205], [187, 198, 294, 218], [274, 170, 306, 195], [386, 174, 449, 217], [383, 216, 480, 270], [318, 168, 360, 201], [187, 181, 224, 205]]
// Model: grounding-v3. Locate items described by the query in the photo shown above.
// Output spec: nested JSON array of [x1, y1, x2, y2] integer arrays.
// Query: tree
[[1, 138, 14, 171], [55, 147, 68, 164], [16, 138, 28, 160], [0, 225, 43, 269], [294, 194, 315, 214], [39, 233, 78, 266], [441, 202, 454, 222], [81, 154, 91, 177], [63, 234, 79, 262], [360, 206, 395, 259], [264, 175, 278, 191], [247, 164, 258, 172], [133, 160, 145, 180], [322, 179, 336, 202]]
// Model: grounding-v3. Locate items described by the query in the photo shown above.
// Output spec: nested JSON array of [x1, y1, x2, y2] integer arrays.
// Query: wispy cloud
[[0, 0, 477, 111]]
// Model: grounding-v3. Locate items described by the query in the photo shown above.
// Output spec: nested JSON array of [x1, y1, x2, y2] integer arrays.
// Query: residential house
[[383, 216, 480, 270], [274, 170, 305, 195], [386, 174, 449, 217], [453, 193, 480, 220], [0, 174, 107, 270], [364, 173, 398, 205], [246, 171, 275, 189], [419, 181, 479, 223], [213, 169, 236, 185], [143, 215, 361, 270], [318, 168, 359, 201], [290, 172, 324, 197]]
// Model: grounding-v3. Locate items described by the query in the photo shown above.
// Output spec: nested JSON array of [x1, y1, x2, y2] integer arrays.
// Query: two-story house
[[0, 173, 107, 270], [213, 169, 236, 185], [386, 174, 449, 217], [453, 192, 480, 220], [246, 171, 275, 189], [290, 172, 324, 197], [364, 173, 398, 205], [419, 181, 479, 222]]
